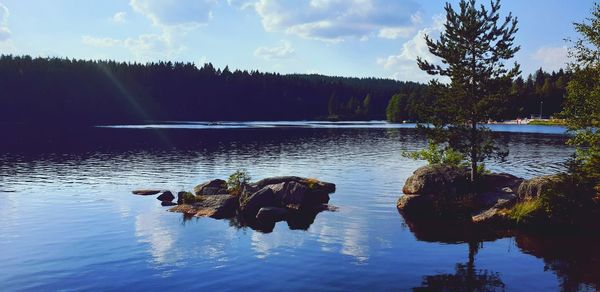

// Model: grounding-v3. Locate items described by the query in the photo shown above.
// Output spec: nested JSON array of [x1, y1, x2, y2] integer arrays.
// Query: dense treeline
[[0, 55, 569, 125], [385, 67, 571, 122], [0, 55, 424, 124]]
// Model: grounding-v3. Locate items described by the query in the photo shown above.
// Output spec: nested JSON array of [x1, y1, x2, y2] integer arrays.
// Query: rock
[[472, 208, 511, 227], [239, 187, 276, 217], [161, 201, 177, 206], [266, 181, 331, 210], [254, 176, 336, 193], [517, 175, 560, 200], [481, 173, 523, 193], [256, 207, 290, 222], [402, 164, 470, 197], [177, 191, 197, 205], [132, 189, 162, 196], [474, 191, 517, 210], [169, 194, 238, 219], [397, 194, 435, 217], [157, 191, 175, 202], [193, 179, 228, 196]]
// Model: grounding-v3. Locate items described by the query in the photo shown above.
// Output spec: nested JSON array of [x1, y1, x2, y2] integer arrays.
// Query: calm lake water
[[1, 121, 599, 291]]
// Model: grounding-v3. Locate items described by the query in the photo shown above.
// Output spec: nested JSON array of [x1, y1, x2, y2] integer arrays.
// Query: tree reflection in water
[[399, 209, 600, 291]]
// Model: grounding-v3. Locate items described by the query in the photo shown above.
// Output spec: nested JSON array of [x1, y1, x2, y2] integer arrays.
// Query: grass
[[527, 119, 566, 126], [507, 198, 542, 224]]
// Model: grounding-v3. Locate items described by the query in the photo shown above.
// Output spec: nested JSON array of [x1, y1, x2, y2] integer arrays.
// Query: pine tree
[[416, 0, 520, 185], [363, 94, 372, 118]]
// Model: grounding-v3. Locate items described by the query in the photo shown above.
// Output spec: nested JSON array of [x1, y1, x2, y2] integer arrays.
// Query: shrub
[[508, 199, 543, 224], [403, 142, 467, 167], [227, 169, 251, 196]]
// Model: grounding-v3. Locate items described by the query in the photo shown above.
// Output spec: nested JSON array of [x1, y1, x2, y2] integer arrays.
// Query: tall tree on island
[[415, 0, 520, 185], [563, 2, 600, 187]]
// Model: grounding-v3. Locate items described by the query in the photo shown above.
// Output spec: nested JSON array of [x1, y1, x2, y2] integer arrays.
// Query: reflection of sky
[[0, 126, 579, 290]]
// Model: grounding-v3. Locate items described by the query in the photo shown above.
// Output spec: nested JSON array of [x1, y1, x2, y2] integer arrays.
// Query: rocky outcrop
[[517, 175, 559, 200], [170, 194, 239, 219], [402, 164, 470, 197], [193, 179, 228, 196], [162, 176, 336, 230], [397, 165, 525, 227]]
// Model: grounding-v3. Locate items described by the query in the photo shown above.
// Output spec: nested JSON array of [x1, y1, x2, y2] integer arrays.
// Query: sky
[[0, 0, 594, 82]]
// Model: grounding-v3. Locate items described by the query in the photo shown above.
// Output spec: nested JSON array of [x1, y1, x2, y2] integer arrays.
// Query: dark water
[[1, 121, 598, 291]]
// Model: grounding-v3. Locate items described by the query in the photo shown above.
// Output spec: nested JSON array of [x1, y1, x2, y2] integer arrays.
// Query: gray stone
[[402, 164, 470, 197], [239, 187, 276, 217], [193, 179, 228, 196]]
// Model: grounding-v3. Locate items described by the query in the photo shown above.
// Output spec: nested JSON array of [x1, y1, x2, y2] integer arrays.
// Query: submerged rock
[[132, 189, 162, 196]]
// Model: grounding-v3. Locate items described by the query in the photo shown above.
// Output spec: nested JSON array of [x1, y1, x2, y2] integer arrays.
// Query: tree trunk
[[470, 119, 478, 191]]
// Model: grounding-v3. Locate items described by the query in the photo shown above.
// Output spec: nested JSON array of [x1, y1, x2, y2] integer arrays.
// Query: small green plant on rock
[[403, 142, 466, 167], [227, 169, 251, 196]]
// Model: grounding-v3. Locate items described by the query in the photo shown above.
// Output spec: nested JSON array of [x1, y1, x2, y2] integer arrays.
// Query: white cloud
[[0, 3, 11, 41], [377, 15, 444, 83], [111, 11, 127, 23], [129, 0, 217, 28], [253, 0, 421, 42], [531, 46, 569, 71], [82, 32, 183, 61], [254, 40, 295, 60]]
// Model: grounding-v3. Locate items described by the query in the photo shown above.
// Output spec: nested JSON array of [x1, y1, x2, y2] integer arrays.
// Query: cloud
[[253, 0, 421, 42], [254, 41, 295, 60], [129, 0, 217, 28], [377, 15, 444, 83], [531, 46, 569, 71], [111, 11, 127, 23], [82, 32, 182, 61], [0, 3, 11, 41]]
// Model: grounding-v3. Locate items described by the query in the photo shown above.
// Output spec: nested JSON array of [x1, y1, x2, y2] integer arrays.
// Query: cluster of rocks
[[397, 164, 557, 227], [133, 176, 336, 226]]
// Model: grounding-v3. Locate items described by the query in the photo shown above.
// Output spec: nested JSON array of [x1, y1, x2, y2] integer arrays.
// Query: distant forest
[[0, 55, 569, 124]]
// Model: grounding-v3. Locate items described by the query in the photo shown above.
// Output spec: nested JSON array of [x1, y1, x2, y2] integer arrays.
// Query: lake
[[1, 121, 598, 291]]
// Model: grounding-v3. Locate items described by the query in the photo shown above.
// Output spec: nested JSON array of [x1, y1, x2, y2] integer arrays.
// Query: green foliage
[[562, 3, 600, 186], [402, 142, 467, 167], [415, 0, 519, 183], [527, 119, 567, 126], [537, 172, 598, 226], [386, 93, 408, 123], [178, 191, 198, 205], [227, 169, 252, 196], [508, 199, 542, 224]]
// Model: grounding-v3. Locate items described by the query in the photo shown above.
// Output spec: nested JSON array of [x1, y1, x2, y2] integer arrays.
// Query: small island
[[134, 172, 337, 233]]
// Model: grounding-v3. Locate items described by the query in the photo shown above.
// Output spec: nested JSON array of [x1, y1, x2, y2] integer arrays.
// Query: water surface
[[1, 122, 597, 291]]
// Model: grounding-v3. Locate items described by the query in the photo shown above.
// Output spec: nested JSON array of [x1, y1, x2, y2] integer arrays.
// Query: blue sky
[[0, 0, 593, 82]]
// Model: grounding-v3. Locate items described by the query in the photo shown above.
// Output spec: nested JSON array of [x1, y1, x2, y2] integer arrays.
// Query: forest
[[0, 54, 569, 124]]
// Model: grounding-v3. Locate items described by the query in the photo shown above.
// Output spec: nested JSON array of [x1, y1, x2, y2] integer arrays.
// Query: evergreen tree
[[416, 0, 520, 185], [328, 92, 340, 116]]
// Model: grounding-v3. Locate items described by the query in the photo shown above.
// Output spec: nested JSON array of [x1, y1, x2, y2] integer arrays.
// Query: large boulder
[[517, 175, 560, 200], [169, 194, 238, 219], [193, 179, 228, 196], [239, 187, 276, 217], [402, 164, 470, 196]]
